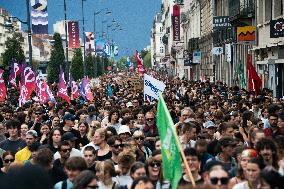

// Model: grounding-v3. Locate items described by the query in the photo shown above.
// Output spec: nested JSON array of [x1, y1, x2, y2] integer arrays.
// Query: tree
[[3, 33, 25, 68], [85, 54, 95, 78], [47, 33, 65, 84], [70, 48, 83, 81], [117, 56, 127, 70], [143, 50, 152, 68], [96, 56, 103, 76]]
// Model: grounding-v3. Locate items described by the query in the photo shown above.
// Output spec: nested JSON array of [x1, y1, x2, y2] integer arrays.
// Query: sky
[[0, 0, 161, 57]]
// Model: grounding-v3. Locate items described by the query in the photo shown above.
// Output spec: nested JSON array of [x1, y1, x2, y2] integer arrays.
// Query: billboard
[[31, 0, 48, 34], [270, 18, 284, 38], [237, 26, 256, 42]]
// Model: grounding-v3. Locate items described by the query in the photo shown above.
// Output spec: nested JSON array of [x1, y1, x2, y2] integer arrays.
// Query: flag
[[46, 84, 56, 103], [35, 75, 48, 104], [0, 69, 6, 102], [238, 61, 246, 88], [80, 78, 94, 102], [157, 93, 182, 189], [9, 61, 22, 87], [71, 80, 79, 99], [20, 64, 36, 105], [57, 68, 70, 104], [107, 83, 113, 97], [136, 50, 144, 75], [248, 53, 262, 96]]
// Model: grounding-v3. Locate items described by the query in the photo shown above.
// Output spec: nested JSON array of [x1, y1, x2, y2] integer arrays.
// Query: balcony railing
[[229, 0, 255, 19]]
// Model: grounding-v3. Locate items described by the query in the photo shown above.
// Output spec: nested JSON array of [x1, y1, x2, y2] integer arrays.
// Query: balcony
[[229, 0, 255, 20]]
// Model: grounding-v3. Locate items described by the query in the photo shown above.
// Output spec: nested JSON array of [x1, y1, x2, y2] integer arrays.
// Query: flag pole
[[171, 122, 196, 188], [159, 93, 196, 187]]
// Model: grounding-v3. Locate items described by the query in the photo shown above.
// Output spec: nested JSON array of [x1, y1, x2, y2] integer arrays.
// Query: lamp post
[[81, 0, 86, 76], [26, 0, 32, 67], [63, 0, 69, 80]]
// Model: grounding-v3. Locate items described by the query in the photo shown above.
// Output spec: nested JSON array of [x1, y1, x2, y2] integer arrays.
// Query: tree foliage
[[85, 54, 95, 78], [47, 33, 65, 84], [143, 50, 152, 68], [70, 48, 84, 81]]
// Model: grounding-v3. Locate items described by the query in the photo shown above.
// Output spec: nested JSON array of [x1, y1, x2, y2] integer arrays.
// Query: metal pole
[[26, 0, 32, 67], [64, 0, 69, 81], [82, 0, 86, 76]]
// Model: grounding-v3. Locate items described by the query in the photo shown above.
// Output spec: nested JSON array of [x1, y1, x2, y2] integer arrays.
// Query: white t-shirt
[[233, 181, 250, 189], [54, 148, 83, 160]]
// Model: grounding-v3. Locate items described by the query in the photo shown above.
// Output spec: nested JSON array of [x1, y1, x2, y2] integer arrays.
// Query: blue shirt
[[54, 179, 73, 189]]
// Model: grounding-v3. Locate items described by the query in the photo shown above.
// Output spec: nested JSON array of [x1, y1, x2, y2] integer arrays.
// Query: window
[[274, 0, 283, 18], [265, 0, 272, 22], [160, 37, 162, 42], [160, 46, 164, 53], [160, 27, 162, 32]]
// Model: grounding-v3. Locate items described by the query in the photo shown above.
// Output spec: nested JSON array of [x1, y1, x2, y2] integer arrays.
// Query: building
[[150, 12, 165, 68]]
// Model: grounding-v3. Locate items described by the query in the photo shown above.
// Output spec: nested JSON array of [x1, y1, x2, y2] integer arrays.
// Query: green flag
[[238, 61, 246, 88], [157, 93, 182, 189]]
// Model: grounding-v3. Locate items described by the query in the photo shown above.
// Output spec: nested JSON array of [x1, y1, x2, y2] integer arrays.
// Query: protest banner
[[144, 74, 166, 101]]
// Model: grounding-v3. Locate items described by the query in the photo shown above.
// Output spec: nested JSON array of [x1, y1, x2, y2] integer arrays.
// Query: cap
[[203, 121, 216, 129], [133, 130, 144, 138], [61, 132, 77, 142], [26, 130, 38, 138], [88, 105, 96, 113], [63, 114, 76, 121], [126, 102, 133, 108], [118, 125, 131, 135]]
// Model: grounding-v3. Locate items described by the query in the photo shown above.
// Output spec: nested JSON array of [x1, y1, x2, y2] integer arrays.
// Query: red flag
[[58, 69, 70, 104], [248, 53, 262, 96], [71, 80, 79, 99], [35, 75, 48, 104], [0, 69, 6, 102], [20, 64, 36, 105], [136, 50, 145, 75]]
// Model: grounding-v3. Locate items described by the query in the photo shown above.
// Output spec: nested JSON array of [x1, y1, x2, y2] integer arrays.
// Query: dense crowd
[[0, 70, 284, 189]]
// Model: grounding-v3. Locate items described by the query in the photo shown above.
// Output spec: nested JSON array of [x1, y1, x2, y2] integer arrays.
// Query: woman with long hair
[[39, 122, 51, 145], [95, 160, 120, 189], [94, 128, 112, 161], [47, 128, 63, 153], [78, 121, 90, 148], [106, 109, 121, 132]]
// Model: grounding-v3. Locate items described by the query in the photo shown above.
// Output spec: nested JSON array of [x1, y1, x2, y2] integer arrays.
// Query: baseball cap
[[26, 130, 38, 138], [61, 132, 77, 142], [203, 121, 216, 129], [126, 102, 133, 108], [118, 125, 131, 135], [63, 114, 76, 121]]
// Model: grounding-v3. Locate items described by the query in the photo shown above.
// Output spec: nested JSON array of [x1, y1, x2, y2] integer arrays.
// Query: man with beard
[[107, 136, 124, 165], [143, 112, 158, 151], [264, 114, 280, 138], [15, 130, 37, 163], [255, 138, 279, 168]]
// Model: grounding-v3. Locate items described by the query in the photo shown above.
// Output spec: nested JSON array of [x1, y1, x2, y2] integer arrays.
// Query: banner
[[68, 21, 80, 48], [225, 44, 232, 62], [136, 50, 144, 75], [0, 69, 6, 102], [9, 61, 22, 87], [104, 42, 111, 57], [114, 46, 119, 56], [31, 0, 48, 34], [237, 26, 256, 42], [270, 18, 284, 38], [212, 47, 223, 55], [144, 74, 166, 101], [21, 64, 36, 104], [85, 32, 95, 54], [71, 80, 79, 99], [35, 75, 48, 104], [172, 5, 180, 41], [80, 78, 94, 102], [95, 38, 105, 55]]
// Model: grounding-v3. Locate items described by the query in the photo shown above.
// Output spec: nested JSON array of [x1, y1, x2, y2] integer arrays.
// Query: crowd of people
[[0, 70, 283, 189]]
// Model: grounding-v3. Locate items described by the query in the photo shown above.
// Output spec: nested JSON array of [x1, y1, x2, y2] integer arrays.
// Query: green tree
[[47, 33, 65, 84], [85, 54, 95, 78], [70, 48, 84, 81], [117, 56, 127, 70], [143, 51, 152, 68], [96, 56, 103, 76]]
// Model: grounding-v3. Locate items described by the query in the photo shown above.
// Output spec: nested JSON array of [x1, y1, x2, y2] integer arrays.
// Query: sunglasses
[[210, 177, 229, 185], [87, 185, 98, 189], [61, 148, 71, 153], [134, 137, 144, 140], [35, 113, 42, 115], [149, 161, 161, 167], [112, 144, 124, 149], [146, 118, 154, 121], [4, 158, 14, 163]]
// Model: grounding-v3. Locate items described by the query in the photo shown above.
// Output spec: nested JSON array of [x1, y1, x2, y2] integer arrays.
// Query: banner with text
[[172, 5, 180, 41], [68, 21, 80, 49], [144, 74, 166, 101], [85, 32, 95, 54], [31, 0, 48, 34]]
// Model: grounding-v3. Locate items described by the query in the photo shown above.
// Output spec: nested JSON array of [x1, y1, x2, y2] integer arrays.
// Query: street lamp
[[81, 0, 87, 76]]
